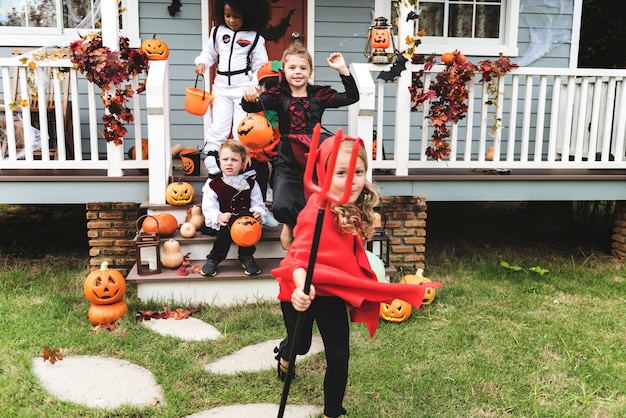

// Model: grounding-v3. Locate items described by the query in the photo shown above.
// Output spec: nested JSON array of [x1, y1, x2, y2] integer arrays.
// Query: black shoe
[[201, 258, 218, 277], [273, 339, 292, 382], [239, 255, 260, 275]]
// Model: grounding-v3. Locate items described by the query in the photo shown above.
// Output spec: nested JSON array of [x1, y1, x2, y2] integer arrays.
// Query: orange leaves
[[135, 306, 200, 321], [69, 33, 149, 144], [42, 346, 63, 364]]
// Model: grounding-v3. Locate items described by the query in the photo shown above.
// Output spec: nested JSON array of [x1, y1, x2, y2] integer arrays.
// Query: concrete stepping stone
[[204, 336, 324, 375], [185, 403, 323, 417], [140, 317, 222, 341], [31, 355, 163, 408]]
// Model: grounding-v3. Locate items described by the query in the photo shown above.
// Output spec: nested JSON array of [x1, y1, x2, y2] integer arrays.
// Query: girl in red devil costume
[[271, 134, 442, 418]]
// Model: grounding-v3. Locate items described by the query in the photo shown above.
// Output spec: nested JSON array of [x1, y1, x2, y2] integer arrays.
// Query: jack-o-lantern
[[128, 138, 149, 160], [379, 298, 412, 322], [371, 28, 391, 50], [237, 114, 274, 149], [166, 179, 195, 205], [88, 300, 128, 325], [84, 261, 127, 305], [141, 34, 169, 60], [401, 268, 437, 305], [230, 216, 262, 247]]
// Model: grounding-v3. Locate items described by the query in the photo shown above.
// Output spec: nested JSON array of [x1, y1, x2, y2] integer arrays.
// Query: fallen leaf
[[42, 347, 63, 364]]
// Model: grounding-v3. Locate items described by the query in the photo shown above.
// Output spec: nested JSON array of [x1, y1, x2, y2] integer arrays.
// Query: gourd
[[84, 261, 126, 305], [230, 216, 262, 247], [160, 239, 184, 268], [165, 179, 195, 206], [379, 298, 412, 322], [179, 221, 197, 238], [237, 114, 274, 149], [88, 300, 129, 325], [141, 212, 178, 236], [141, 34, 169, 60], [186, 206, 205, 229]]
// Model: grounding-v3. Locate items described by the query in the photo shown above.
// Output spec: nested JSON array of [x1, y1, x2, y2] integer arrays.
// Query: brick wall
[[379, 195, 427, 273], [86, 202, 142, 274], [611, 200, 626, 261]]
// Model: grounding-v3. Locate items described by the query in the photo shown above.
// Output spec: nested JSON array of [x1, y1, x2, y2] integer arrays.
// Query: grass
[[1, 202, 625, 417]]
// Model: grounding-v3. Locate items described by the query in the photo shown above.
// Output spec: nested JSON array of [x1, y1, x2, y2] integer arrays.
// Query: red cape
[[272, 194, 442, 337]]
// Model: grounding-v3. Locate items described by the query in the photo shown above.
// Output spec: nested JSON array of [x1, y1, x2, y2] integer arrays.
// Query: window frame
[[0, 0, 139, 48], [387, 0, 519, 57]]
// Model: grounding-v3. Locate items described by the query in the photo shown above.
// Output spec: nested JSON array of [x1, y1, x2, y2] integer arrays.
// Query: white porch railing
[[0, 56, 172, 203], [349, 63, 626, 176]]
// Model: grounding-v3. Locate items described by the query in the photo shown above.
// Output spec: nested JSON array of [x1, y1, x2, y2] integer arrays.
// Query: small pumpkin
[[84, 261, 127, 305], [88, 300, 129, 325], [128, 138, 149, 160], [230, 215, 262, 247], [166, 179, 195, 205], [379, 298, 412, 322], [161, 239, 184, 269], [185, 206, 205, 229], [141, 213, 178, 236], [237, 114, 274, 149], [141, 34, 169, 60], [371, 28, 391, 49], [179, 221, 197, 238], [441, 50, 466, 66]]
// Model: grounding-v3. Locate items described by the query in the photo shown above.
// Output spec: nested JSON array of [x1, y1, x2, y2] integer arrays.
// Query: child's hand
[[250, 210, 262, 223], [243, 86, 261, 102], [195, 63, 206, 76], [217, 212, 232, 226], [291, 284, 315, 312], [327, 53, 350, 76]]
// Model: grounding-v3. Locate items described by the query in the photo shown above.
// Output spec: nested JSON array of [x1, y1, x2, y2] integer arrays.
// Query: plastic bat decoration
[[377, 53, 408, 83], [406, 10, 419, 21], [168, 0, 182, 17]]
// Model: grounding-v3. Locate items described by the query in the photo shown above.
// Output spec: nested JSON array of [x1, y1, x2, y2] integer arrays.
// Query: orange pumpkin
[[401, 268, 437, 305], [84, 261, 127, 305], [165, 179, 195, 205], [379, 299, 412, 322], [371, 28, 391, 49], [141, 34, 169, 60], [128, 138, 149, 160], [441, 50, 466, 66], [230, 216, 262, 247], [88, 300, 129, 325], [141, 213, 178, 236], [237, 114, 274, 149]]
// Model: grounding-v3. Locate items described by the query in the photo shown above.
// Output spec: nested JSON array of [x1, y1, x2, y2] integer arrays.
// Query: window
[[0, 0, 139, 47], [391, 0, 519, 57]]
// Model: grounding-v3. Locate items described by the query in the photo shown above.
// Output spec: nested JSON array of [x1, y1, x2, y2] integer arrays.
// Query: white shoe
[[264, 211, 279, 227]]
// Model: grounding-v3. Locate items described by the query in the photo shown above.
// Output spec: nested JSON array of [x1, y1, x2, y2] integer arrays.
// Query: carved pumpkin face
[[237, 114, 274, 149], [84, 261, 126, 305], [166, 180, 195, 205], [371, 28, 391, 49], [379, 299, 412, 322], [141, 35, 169, 60], [230, 216, 262, 247]]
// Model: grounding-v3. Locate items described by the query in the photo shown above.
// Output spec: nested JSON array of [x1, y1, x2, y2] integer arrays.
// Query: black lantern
[[367, 227, 391, 267], [134, 215, 161, 275], [364, 16, 397, 64]]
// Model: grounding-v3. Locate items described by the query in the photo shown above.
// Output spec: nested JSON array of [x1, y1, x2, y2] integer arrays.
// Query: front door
[[208, 0, 307, 61]]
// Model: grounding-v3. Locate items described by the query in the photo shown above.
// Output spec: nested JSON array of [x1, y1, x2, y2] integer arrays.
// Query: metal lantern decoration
[[367, 211, 390, 267], [134, 215, 161, 275], [364, 16, 397, 64]]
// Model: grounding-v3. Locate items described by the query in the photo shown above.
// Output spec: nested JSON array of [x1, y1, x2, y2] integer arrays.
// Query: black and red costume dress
[[241, 74, 359, 228]]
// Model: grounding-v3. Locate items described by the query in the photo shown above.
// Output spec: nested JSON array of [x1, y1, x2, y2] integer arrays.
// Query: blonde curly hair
[[329, 140, 380, 241]]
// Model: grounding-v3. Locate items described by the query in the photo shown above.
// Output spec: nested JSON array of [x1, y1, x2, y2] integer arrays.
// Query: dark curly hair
[[212, 0, 271, 32]]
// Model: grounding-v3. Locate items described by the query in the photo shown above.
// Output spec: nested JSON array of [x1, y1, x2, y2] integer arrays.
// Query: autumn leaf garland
[[69, 32, 150, 145]]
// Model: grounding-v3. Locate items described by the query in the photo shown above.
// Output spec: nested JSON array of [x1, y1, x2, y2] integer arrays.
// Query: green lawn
[[1, 202, 624, 417]]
